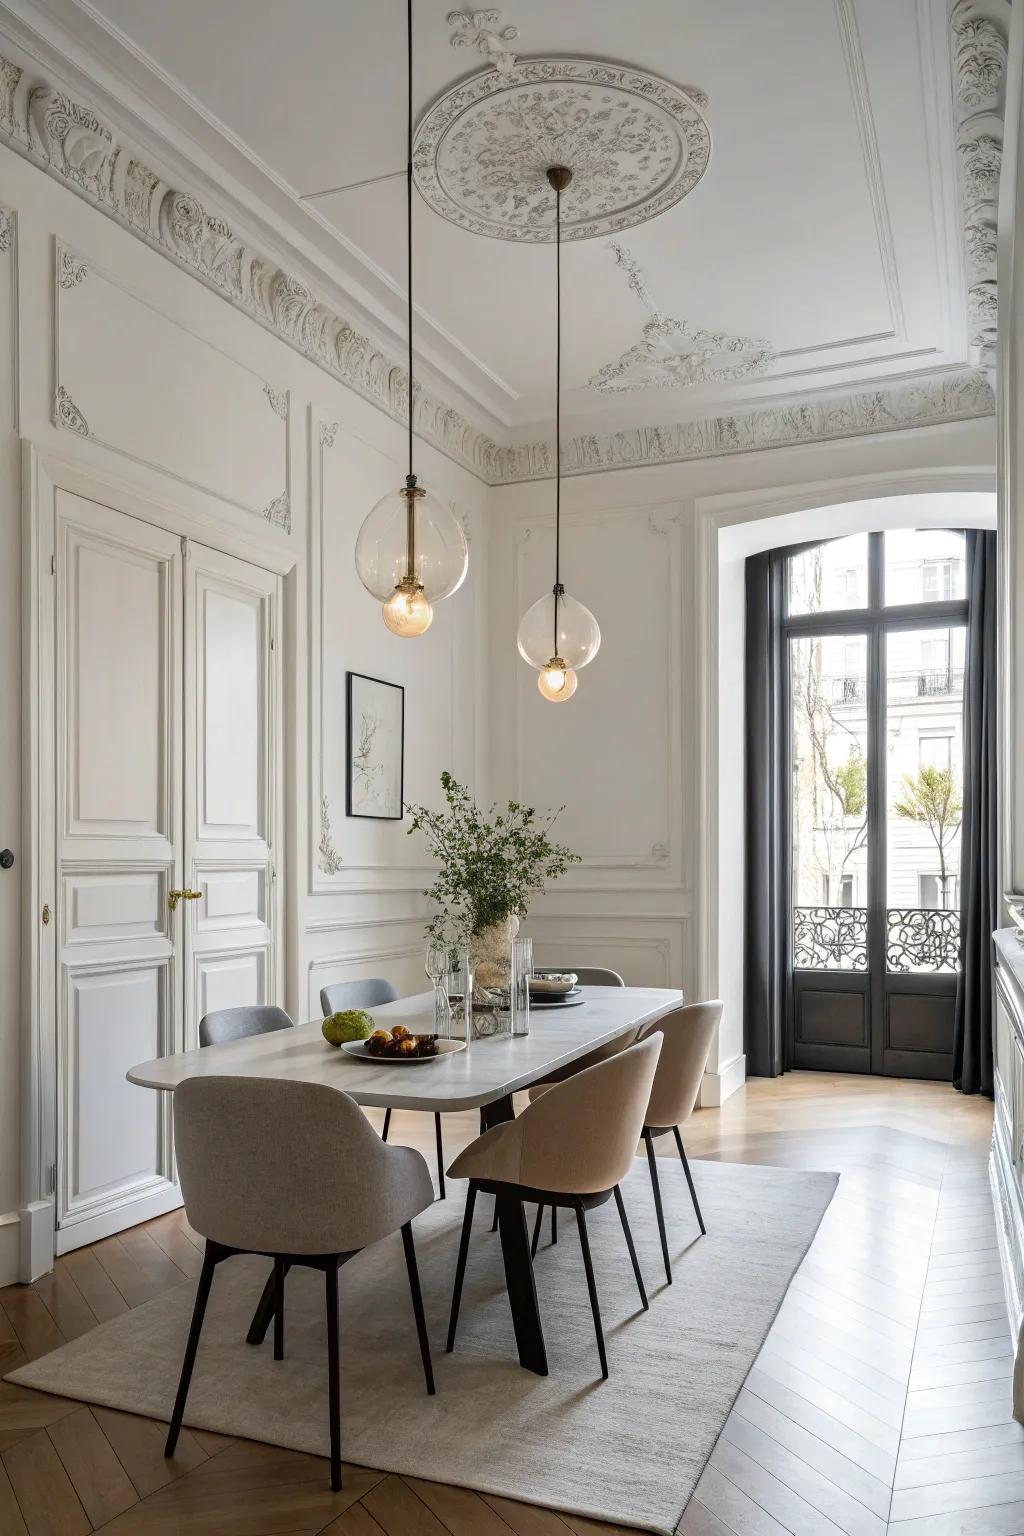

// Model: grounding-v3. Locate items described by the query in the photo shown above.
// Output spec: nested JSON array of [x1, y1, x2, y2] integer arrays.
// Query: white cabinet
[[991, 934, 1024, 1340]]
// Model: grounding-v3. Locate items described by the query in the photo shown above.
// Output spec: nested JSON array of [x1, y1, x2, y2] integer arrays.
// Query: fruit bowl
[[340, 1038, 466, 1065], [529, 972, 578, 996]]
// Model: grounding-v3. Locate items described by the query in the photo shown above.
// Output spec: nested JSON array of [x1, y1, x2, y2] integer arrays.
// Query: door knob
[[168, 888, 202, 912], [0, 849, 13, 870]]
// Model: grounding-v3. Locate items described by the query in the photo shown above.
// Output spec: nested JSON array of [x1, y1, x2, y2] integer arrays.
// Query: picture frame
[[345, 671, 405, 820]]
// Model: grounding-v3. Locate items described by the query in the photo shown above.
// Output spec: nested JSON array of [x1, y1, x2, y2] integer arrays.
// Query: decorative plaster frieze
[[56, 245, 87, 289], [950, 1, 1010, 372], [318, 418, 339, 449], [262, 383, 288, 419], [0, 44, 997, 488], [491, 369, 995, 482], [318, 795, 343, 875], [263, 491, 290, 532], [448, 9, 519, 75], [0, 206, 10, 253], [0, 45, 504, 483], [589, 242, 773, 392], [53, 384, 89, 437]]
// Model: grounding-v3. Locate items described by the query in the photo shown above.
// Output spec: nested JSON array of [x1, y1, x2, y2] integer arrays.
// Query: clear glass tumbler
[[511, 936, 532, 1036]]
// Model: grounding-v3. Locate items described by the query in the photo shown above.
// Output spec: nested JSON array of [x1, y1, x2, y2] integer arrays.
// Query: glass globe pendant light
[[354, 0, 468, 636], [516, 166, 600, 701]]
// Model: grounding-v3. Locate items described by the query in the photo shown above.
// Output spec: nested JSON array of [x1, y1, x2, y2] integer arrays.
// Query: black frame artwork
[[345, 671, 405, 821]]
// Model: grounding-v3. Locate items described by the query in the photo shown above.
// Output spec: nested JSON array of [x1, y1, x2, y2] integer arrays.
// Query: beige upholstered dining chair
[[446, 1035, 662, 1379], [319, 975, 450, 1200], [637, 1000, 723, 1284], [166, 1076, 435, 1491]]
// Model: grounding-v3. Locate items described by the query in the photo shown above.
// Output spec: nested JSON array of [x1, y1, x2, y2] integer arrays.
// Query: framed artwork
[[346, 672, 405, 820]]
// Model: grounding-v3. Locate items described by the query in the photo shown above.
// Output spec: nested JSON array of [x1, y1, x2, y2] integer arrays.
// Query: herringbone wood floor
[[0, 1074, 1007, 1536]]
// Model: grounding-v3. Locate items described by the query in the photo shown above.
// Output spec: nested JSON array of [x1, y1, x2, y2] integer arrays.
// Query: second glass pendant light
[[516, 166, 600, 701]]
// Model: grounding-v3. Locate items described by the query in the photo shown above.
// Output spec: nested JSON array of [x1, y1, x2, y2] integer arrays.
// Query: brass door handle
[[168, 889, 202, 912]]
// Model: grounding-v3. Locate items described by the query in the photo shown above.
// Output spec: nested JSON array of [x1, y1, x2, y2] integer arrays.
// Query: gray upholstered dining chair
[[636, 1000, 722, 1284], [319, 976, 450, 1200], [198, 1003, 294, 1048], [446, 1035, 662, 1379], [553, 966, 625, 987], [165, 1076, 435, 1492]]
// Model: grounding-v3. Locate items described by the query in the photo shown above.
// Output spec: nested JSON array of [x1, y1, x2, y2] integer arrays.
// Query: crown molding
[[0, 42, 996, 489]]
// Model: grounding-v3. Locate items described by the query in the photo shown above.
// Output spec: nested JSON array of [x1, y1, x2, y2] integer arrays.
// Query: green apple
[[322, 1009, 374, 1046]]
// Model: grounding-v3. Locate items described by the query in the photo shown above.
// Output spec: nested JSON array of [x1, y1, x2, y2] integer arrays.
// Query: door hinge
[[41, 903, 50, 926], [50, 554, 55, 575], [45, 1163, 56, 1196], [180, 536, 191, 560]]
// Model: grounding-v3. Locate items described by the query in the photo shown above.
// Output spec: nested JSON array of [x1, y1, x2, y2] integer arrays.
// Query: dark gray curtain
[[953, 529, 998, 1097], [744, 551, 785, 1077]]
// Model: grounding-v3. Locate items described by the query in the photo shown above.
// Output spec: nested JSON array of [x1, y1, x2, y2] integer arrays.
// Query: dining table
[[127, 984, 684, 1376]]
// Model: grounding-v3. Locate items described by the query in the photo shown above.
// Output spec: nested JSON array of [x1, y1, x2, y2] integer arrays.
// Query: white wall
[[488, 449, 996, 1107], [0, 140, 488, 1283]]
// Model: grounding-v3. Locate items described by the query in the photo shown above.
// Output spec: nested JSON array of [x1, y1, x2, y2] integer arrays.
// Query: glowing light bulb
[[382, 580, 433, 637], [538, 659, 578, 702]]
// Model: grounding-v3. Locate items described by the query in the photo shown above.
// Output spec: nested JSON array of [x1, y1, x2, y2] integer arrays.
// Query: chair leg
[[381, 1107, 391, 1142], [325, 1258, 342, 1493], [531, 1203, 545, 1259], [165, 1242, 216, 1457], [490, 1198, 499, 1233], [613, 1185, 649, 1311], [434, 1114, 445, 1201], [273, 1256, 285, 1360], [644, 1129, 672, 1285], [551, 1205, 557, 1246], [673, 1125, 706, 1236], [575, 1205, 608, 1380], [401, 1222, 435, 1395], [447, 1183, 477, 1352]]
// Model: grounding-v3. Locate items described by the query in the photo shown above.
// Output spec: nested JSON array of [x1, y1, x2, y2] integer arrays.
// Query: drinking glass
[[511, 936, 532, 1036], [425, 941, 451, 1036], [444, 949, 473, 1045]]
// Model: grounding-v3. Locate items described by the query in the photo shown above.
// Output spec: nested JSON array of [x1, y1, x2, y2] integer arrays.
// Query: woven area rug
[[8, 1157, 837, 1535]]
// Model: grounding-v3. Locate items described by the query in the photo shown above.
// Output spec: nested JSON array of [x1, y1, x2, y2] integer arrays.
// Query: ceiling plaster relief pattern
[[588, 241, 773, 393], [413, 59, 712, 243], [950, 0, 1010, 372], [0, 46, 994, 486], [448, 10, 519, 76]]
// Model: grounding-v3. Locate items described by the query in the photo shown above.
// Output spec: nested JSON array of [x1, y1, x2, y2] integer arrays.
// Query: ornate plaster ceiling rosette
[[413, 58, 711, 242]]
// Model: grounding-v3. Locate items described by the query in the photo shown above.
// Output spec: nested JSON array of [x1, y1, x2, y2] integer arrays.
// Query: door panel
[[55, 492, 183, 1251], [184, 543, 280, 1046]]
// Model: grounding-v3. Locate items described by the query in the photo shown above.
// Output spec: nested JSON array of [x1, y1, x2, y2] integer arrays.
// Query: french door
[[785, 530, 967, 1078], [53, 490, 282, 1252]]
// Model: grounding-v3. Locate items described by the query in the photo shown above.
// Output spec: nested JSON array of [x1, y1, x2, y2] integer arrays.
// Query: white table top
[[127, 987, 684, 1113]]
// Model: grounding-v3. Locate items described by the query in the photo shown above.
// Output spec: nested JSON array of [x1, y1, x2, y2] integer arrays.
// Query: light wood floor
[[0, 1072, 1010, 1536]]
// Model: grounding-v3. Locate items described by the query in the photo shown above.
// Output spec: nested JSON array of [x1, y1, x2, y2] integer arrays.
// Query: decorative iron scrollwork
[[886, 908, 961, 973], [793, 906, 868, 971]]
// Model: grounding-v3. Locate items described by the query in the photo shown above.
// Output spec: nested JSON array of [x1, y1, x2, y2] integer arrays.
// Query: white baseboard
[[0, 1211, 19, 1287], [699, 1052, 746, 1107], [18, 1200, 54, 1282]]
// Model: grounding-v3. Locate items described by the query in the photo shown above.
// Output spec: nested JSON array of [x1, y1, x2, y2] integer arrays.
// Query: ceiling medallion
[[589, 242, 773, 393], [413, 59, 711, 243]]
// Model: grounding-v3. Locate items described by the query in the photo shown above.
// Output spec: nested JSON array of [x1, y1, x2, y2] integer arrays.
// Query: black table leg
[[483, 1095, 548, 1376], [246, 1259, 290, 1346]]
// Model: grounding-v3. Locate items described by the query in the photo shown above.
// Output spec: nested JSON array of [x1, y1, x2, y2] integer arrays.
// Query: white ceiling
[[14, 0, 967, 441]]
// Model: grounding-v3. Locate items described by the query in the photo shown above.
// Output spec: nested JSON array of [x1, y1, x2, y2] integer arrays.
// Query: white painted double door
[[55, 491, 282, 1253]]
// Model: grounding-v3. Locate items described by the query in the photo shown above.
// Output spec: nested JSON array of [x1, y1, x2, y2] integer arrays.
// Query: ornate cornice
[[949, 0, 1010, 374], [0, 46, 505, 483], [490, 368, 995, 482], [0, 45, 997, 488]]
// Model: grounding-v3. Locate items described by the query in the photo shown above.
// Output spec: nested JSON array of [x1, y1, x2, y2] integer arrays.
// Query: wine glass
[[425, 941, 451, 1036]]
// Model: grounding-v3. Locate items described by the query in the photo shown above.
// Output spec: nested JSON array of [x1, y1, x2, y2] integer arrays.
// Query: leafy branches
[[895, 766, 963, 890], [405, 772, 581, 945]]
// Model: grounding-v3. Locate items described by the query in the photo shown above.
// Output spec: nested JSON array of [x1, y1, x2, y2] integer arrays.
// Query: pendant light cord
[[406, 0, 414, 485], [553, 176, 562, 655]]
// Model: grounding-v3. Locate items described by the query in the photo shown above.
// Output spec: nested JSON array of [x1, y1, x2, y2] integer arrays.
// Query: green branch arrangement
[[405, 772, 581, 947]]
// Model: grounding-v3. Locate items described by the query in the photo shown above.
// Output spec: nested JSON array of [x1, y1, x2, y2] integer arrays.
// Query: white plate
[[338, 1038, 467, 1065], [528, 992, 586, 1009]]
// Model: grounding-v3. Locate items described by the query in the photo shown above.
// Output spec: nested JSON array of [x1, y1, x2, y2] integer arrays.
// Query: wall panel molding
[[0, 200, 16, 432], [53, 240, 291, 528]]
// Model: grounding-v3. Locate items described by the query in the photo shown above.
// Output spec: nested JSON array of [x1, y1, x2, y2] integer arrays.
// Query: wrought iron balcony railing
[[793, 905, 961, 974]]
